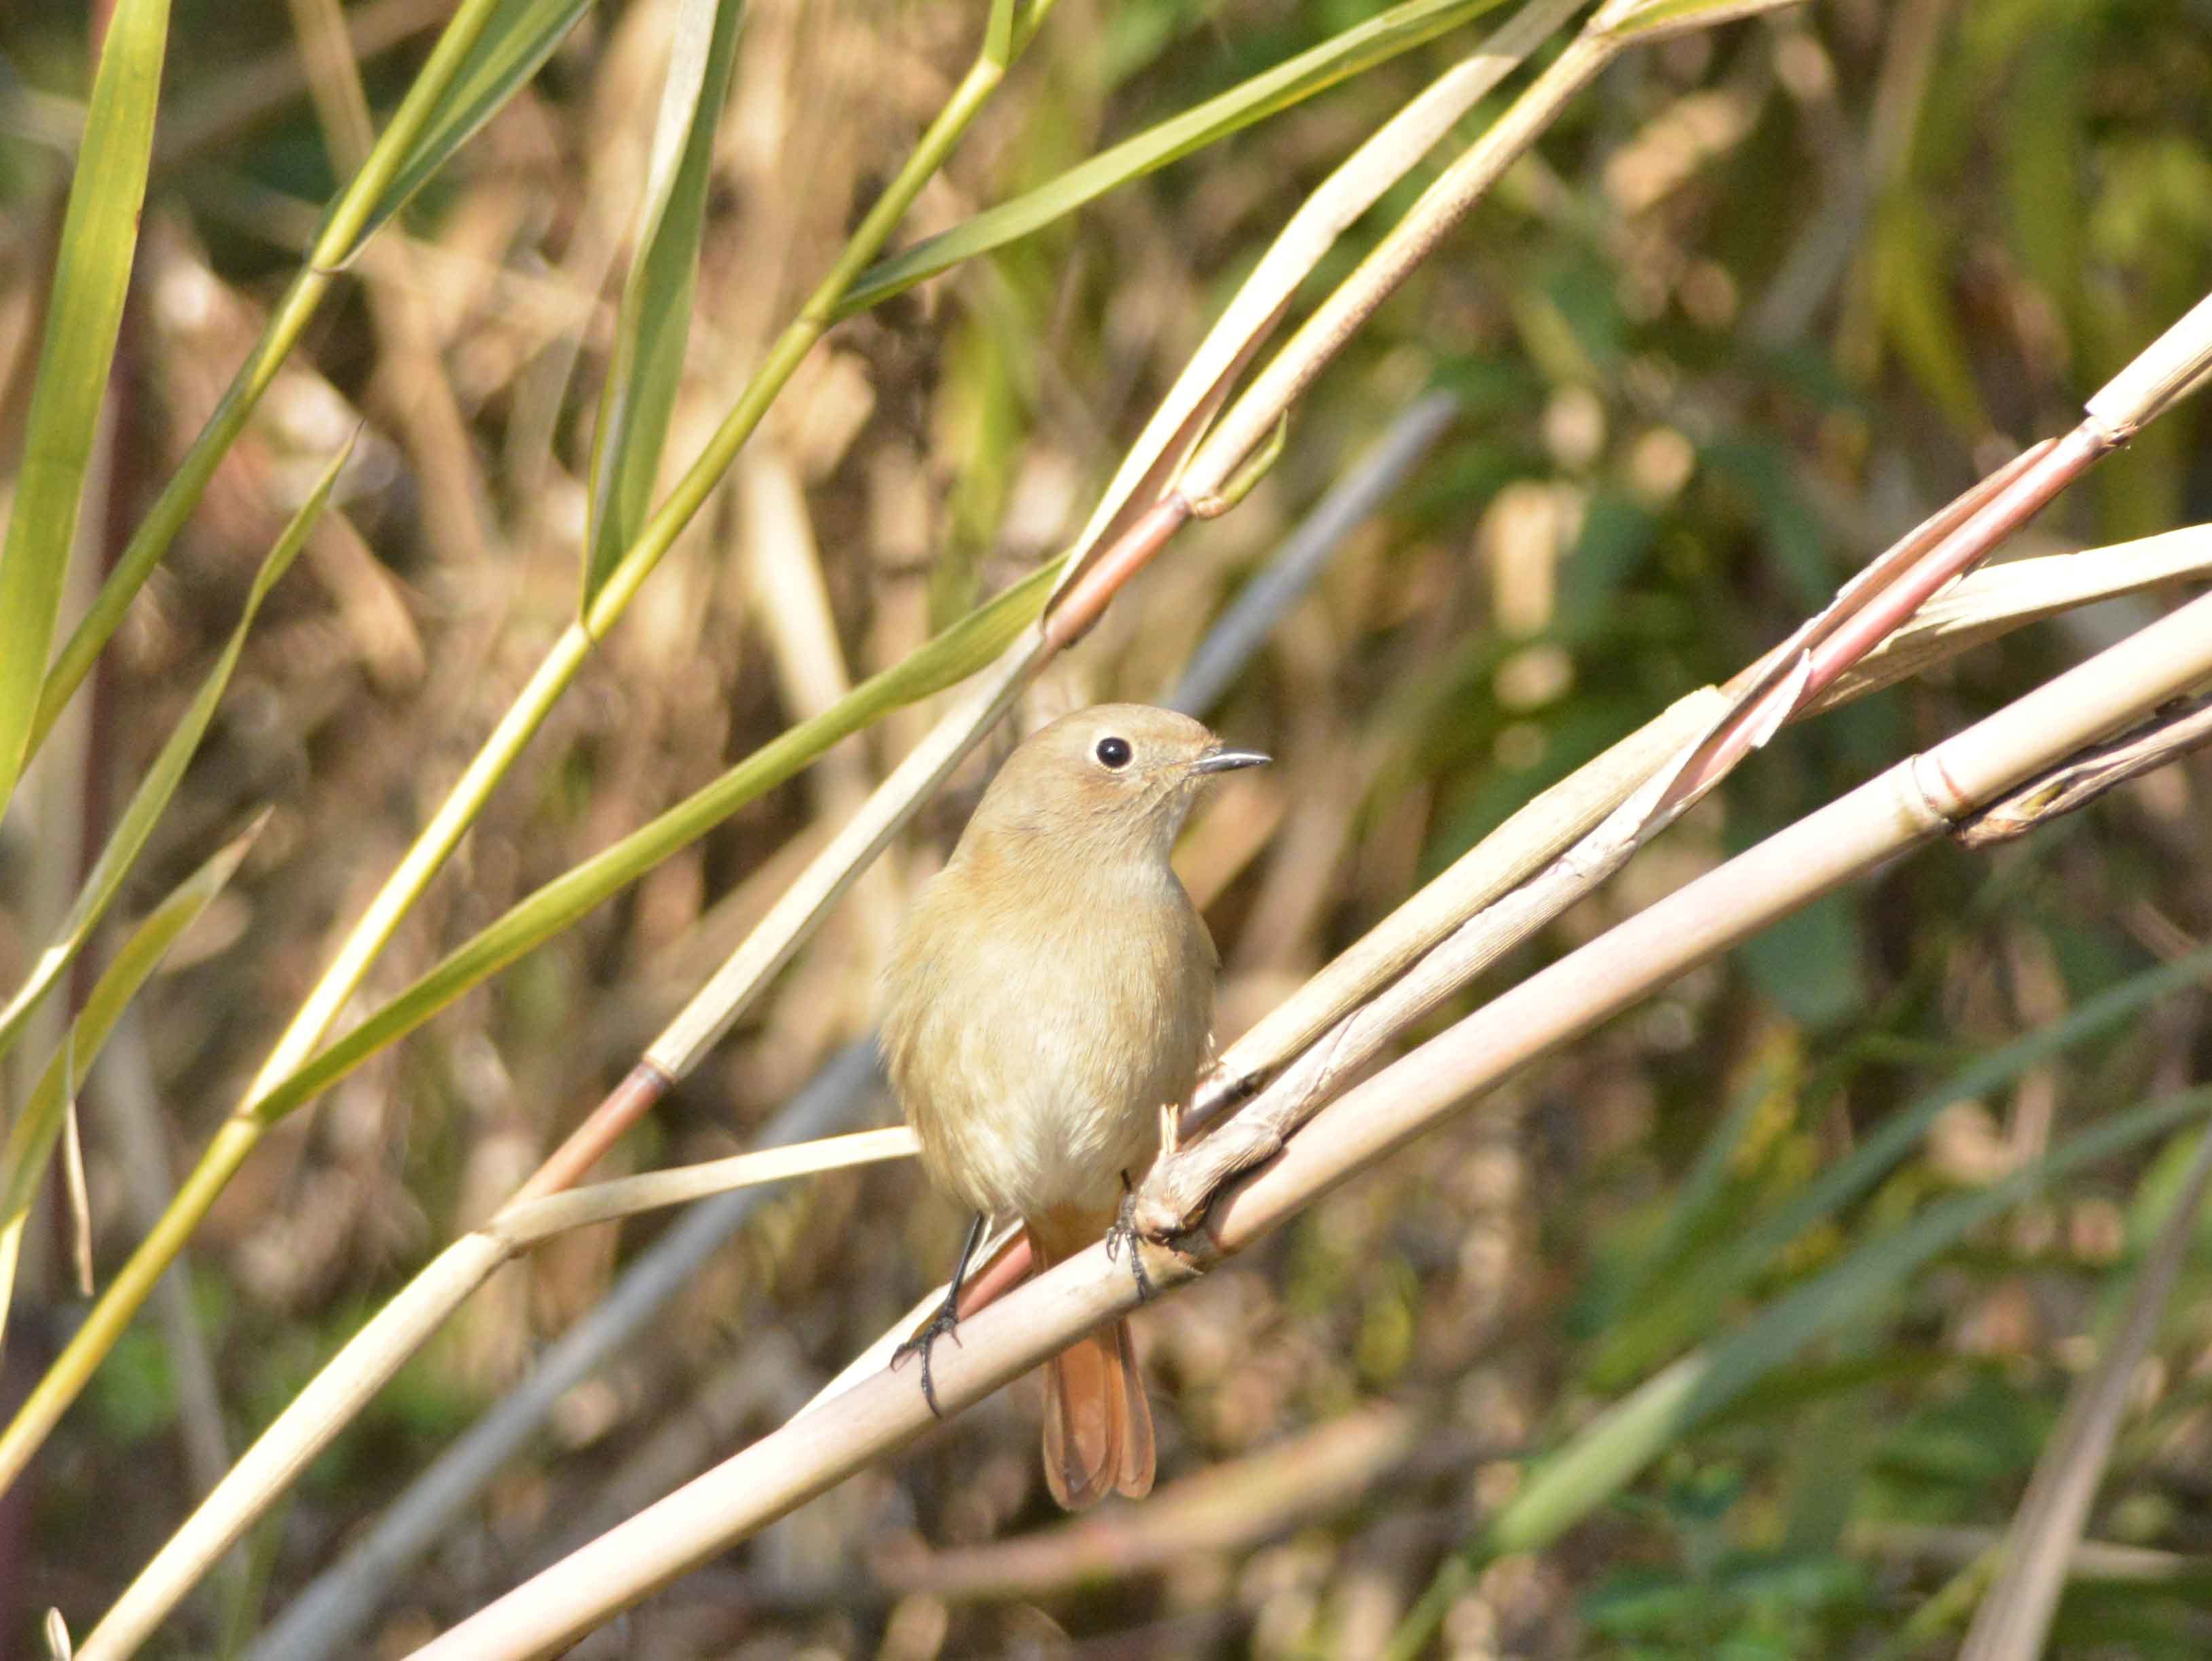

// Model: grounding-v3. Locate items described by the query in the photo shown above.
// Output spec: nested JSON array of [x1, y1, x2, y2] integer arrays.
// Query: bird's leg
[[892, 1211, 986, 1418], [1105, 1171, 1157, 1304]]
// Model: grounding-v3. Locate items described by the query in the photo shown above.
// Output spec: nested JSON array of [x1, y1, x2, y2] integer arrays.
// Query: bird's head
[[963, 704, 1269, 866]]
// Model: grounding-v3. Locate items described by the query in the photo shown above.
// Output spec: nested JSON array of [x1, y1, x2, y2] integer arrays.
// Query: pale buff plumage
[[881, 704, 1264, 1509]]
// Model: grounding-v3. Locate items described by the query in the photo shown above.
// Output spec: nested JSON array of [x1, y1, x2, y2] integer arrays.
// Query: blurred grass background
[[3, 0, 2212, 1654]]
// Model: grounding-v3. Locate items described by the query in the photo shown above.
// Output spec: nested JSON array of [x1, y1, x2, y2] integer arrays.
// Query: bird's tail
[[1031, 1237, 1155, 1510]]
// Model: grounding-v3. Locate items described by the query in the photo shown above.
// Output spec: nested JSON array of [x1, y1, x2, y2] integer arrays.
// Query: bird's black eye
[[1094, 736, 1132, 769]]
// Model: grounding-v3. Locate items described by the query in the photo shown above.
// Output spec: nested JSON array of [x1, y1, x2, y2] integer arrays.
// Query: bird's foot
[[891, 1294, 963, 1419], [1106, 1182, 1157, 1304]]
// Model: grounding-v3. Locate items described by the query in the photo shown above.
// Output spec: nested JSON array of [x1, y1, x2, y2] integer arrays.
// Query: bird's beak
[[1191, 744, 1270, 775]]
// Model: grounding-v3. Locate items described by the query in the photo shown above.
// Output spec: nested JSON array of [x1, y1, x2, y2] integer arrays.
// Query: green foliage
[[1735, 890, 1868, 1031], [90, 1324, 180, 1446], [1581, 1547, 1870, 1658]]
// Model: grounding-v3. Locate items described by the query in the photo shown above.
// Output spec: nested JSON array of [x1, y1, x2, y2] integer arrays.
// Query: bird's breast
[[883, 864, 1215, 1222]]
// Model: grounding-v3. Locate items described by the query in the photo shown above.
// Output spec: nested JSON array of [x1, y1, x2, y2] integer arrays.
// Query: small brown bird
[[881, 704, 1267, 1508]]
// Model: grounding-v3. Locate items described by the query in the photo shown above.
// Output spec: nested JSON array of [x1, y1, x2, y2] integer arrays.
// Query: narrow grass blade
[[492, 1128, 918, 1246], [0, 822, 265, 1345], [59, 1098, 92, 1295], [0, 0, 171, 814], [580, 0, 747, 604], [0, 439, 345, 1068], [250, 554, 1064, 1126], [835, 0, 1513, 317], [330, 0, 592, 260]]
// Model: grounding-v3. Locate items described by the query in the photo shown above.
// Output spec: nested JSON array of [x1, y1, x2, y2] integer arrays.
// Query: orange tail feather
[[1041, 1317, 1154, 1509], [1031, 1226, 1156, 1510]]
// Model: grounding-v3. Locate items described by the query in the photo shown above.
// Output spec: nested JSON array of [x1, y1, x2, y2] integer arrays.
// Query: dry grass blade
[[491, 1129, 919, 1247], [2086, 289, 2212, 437], [1864, 1525, 2212, 1588], [1662, 442, 2065, 809], [1654, 282, 2212, 819], [1812, 526, 2212, 712], [58, 1106, 91, 1296]]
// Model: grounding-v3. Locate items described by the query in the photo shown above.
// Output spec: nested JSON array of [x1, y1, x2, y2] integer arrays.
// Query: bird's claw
[[891, 1298, 963, 1419], [1107, 1192, 1157, 1304]]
